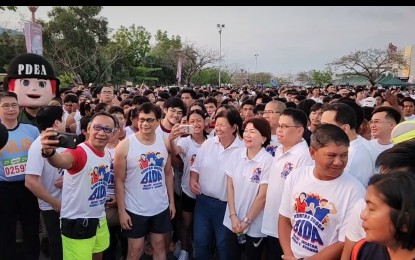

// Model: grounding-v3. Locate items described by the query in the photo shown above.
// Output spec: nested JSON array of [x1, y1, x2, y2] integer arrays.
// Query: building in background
[[398, 44, 415, 84]]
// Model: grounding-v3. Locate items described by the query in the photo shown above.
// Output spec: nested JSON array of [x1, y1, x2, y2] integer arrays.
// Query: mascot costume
[[3, 53, 60, 130]]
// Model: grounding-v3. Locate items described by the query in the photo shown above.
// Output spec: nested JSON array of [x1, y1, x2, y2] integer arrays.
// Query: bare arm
[[40, 128, 74, 169], [245, 184, 267, 222], [278, 214, 295, 257], [113, 138, 132, 230], [169, 136, 183, 170], [189, 171, 201, 195], [227, 175, 242, 234], [340, 237, 357, 260], [164, 153, 176, 219], [25, 175, 60, 212], [307, 241, 344, 260]]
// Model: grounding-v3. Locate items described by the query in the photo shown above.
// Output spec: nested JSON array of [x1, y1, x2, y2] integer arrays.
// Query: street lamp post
[[254, 54, 259, 86], [217, 24, 225, 87], [28, 6, 39, 23]]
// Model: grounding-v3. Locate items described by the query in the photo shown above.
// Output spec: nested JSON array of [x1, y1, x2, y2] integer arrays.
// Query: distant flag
[[23, 20, 43, 56], [176, 56, 182, 84]]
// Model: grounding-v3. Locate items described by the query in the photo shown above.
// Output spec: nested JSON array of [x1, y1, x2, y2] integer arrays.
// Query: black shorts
[[181, 192, 196, 213], [122, 208, 172, 239]]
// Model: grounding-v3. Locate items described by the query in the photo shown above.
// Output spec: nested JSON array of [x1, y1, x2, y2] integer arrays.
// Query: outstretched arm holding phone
[[40, 127, 75, 170]]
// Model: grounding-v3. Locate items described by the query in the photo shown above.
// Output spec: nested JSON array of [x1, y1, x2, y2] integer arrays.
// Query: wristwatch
[[242, 216, 252, 224]]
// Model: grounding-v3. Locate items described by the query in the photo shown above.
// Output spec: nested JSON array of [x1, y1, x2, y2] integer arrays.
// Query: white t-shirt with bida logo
[[279, 166, 365, 259]]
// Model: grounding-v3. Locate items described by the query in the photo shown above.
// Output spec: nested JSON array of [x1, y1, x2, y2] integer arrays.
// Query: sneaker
[[178, 250, 189, 260], [173, 240, 182, 258]]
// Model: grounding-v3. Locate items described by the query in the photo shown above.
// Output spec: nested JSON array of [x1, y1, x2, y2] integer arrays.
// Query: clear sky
[[2, 6, 415, 77]]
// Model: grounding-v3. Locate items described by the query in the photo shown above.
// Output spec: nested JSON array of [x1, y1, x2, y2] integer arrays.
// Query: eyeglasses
[[0, 103, 19, 109], [368, 120, 393, 125], [276, 124, 302, 130], [92, 124, 114, 133], [138, 118, 157, 124], [263, 110, 282, 115]]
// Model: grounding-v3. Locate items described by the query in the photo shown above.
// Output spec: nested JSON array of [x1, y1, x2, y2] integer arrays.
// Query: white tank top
[[124, 134, 169, 216], [61, 143, 112, 219]]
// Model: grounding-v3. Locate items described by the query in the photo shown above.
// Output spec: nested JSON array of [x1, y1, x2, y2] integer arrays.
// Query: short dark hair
[[322, 103, 357, 130], [36, 106, 64, 131], [371, 106, 401, 124], [94, 102, 110, 114], [132, 95, 151, 106], [337, 99, 365, 130], [120, 98, 133, 108], [375, 139, 415, 173], [310, 102, 323, 113], [401, 97, 414, 105], [297, 99, 317, 118], [108, 105, 124, 116], [63, 93, 79, 104], [241, 99, 255, 108], [157, 91, 171, 100], [367, 171, 415, 250], [310, 124, 350, 149], [90, 111, 117, 128], [215, 107, 243, 137], [180, 88, 197, 99], [137, 102, 162, 120], [143, 89, 155, 97], [0, 91, 18, 102], [164, 97, 187, 115], [281, 108, 308, 130], [204, 96, 218, 108], [243, 117, 271, 148]]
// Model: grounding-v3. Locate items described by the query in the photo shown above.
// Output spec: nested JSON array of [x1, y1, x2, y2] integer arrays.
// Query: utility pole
[[217, 24, 225, 87]]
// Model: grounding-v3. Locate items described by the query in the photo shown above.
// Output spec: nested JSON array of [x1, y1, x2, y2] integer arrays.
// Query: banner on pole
[[23, 21, 43, 56], [176, 55, 182, 84]]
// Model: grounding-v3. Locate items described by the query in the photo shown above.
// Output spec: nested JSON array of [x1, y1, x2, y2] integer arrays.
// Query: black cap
[[4, 53, 60, 90]]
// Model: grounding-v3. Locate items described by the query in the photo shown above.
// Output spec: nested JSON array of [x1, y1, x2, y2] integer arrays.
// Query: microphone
[[0, 123, 8, 150]]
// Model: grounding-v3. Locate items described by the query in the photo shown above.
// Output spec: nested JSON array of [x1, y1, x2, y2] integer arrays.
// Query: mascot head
[[3, 53, 60, 108]]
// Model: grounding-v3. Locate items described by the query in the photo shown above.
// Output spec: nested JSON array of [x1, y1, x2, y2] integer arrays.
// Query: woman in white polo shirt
[[169, 109, 209, 260], [223, 117, 273, 259], [190, 108, 244, 260]]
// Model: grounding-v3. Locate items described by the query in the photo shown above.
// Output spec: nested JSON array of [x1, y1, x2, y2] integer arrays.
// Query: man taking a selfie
[[40, 111, 117, 260]]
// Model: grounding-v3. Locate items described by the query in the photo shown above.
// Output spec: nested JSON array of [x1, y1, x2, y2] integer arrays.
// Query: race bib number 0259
[[3, 156, 27, 177]]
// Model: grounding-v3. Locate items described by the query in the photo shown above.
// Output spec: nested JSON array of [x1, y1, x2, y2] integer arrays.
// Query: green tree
[[312, 70, 333, 87], [42, 6, 117, 85], [0, 31, 26, 73], [108, 24, 152, 85], [327, 46, 407, 86], [0, 6, 17, 11], [251, 72, 273, 86]]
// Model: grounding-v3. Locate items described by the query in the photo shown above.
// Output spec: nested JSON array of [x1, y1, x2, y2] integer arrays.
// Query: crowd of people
[[1, 76, 415, 260]]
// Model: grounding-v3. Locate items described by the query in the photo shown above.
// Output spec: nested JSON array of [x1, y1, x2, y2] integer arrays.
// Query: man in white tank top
[[40, 111, 117, 260], [114, 102, 175, 260]]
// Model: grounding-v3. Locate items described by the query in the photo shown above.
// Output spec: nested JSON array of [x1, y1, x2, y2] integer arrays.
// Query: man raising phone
[[40, 111, 117, 260]]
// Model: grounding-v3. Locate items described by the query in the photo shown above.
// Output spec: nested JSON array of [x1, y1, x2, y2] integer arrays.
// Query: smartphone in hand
[[179, 125, 194, 135], [51, 132, 78, 149]]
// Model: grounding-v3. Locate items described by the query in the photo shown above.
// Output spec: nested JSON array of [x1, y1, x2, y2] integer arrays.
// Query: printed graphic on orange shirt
[[88, 164, 111, 207], [138, 152, 165, 190], [291, 192, 337, 254]]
